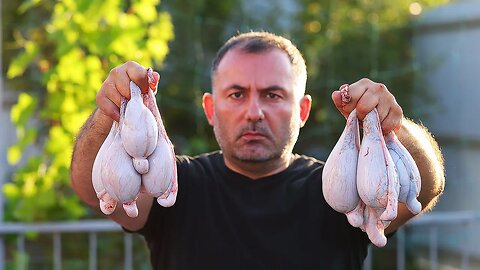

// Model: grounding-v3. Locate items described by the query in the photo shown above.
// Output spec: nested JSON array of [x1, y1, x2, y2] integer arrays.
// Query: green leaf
[[3, 183, 20, 199], [17, 0, 42, 14], [132, 0, 160, 23], [10, 93, 37, 126], [7, 145, 22, 165], [62, 109, 91, 134], [6, 42, 39, 78], [46, 126, 72, 155], [8, 126, 38, 165]]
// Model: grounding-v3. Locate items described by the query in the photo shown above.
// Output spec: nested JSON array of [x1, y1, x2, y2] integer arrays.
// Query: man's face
[[203, 48, 311, 165]]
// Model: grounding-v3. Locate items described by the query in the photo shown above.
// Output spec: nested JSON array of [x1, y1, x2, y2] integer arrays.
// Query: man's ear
[[300, 95, 312, 128], [202, 92, 214, 126]]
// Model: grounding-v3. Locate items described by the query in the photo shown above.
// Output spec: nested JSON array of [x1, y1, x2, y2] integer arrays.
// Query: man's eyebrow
[[221, 84, 248, 91], [260, 85, 287, 92], [221, 84, 287, 92]]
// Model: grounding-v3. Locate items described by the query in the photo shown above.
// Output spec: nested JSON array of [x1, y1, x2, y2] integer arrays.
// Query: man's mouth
[[240, 132, 267, 141]]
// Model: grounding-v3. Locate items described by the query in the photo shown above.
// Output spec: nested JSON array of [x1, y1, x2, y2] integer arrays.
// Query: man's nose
[[245, 96, 265, 122]]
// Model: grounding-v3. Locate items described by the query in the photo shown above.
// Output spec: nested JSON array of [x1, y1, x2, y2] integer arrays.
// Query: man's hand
[[71, 61, 161, 232], [331, 78, 403, 134], [96, 61, 160, 122], [331, 78, 445, 234]]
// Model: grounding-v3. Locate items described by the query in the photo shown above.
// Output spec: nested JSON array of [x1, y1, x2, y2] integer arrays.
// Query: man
[[71, 31, 445, 269]]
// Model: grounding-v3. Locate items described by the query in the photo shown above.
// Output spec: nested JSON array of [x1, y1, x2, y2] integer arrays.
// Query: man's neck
[[223, 153, 295, 180]]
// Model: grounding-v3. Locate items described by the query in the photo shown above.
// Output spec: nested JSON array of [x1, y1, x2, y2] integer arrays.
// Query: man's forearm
[[396, 118, 445, 212], [71, 108, 113, 208]]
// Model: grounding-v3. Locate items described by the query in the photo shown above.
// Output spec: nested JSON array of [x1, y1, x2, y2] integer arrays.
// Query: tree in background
[[292, 0, 450, 156], [4, 0, 173, 222]]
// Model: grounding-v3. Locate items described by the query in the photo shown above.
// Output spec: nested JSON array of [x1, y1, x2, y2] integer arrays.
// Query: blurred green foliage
[[3, 0, 173, 221], [292, 0, 450, 156], [2, 0, 450, 222]]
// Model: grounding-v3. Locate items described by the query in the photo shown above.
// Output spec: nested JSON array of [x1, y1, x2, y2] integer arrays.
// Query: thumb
[[152, 72, 160, 94], [147, 69, 160, 94]]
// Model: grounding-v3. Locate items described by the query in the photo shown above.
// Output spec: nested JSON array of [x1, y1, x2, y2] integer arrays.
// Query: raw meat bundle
[[92, 71, 177, 217], [323, 109, 421, 247]]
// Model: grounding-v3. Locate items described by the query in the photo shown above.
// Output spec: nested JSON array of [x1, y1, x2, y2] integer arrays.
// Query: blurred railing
[[364, 211, 480, 270], [1, 211, 480, 270], [0, 220, 132, 270]]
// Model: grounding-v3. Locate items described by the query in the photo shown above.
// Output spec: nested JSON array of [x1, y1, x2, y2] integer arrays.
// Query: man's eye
[[230, 92, 243, 99], [267, 93, 280, 99]]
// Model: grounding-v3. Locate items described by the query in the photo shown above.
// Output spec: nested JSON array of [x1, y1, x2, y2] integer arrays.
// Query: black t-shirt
[[136, 151, 370, 270]]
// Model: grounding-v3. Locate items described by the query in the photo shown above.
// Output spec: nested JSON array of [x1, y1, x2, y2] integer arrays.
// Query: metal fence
[[1, 211, 480, 270], [0, 220, 139, 270], [364, 211, 480, 270]]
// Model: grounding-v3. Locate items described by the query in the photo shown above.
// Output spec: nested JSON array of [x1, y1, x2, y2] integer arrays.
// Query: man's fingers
[[376, 100, 390, 124], [98, 78, 123, 121], [123, 61, 150, 93], [109, 66, 132, 100], [96, 95, 120, 122], [354, 88, 379, 120], [109, 61, 151, 97], [334, 78, 404, 134], [100, 80, 123, 108], [97, 61, 153, 122], [340, 79, 370, 114], [380, 110, 403, 134], [386, 105, 403, 133], [376, 90, 402, 133], [95, 61, 161, 124]]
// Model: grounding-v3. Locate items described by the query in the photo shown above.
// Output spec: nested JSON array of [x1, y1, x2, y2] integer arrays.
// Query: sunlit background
[[1, 0, 480, 269]]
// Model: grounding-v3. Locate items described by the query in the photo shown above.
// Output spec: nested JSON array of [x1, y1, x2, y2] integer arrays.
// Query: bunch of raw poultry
[[322, 109, 421, 247], [92, 71, 177, 218]]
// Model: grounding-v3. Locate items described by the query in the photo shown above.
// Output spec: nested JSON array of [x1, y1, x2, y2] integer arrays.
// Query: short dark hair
[[211, 31, 307, 93]]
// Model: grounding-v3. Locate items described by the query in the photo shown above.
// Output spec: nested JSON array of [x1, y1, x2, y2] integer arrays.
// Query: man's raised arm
[[70, 61, 158, 231], [385, 118, 445, 233]]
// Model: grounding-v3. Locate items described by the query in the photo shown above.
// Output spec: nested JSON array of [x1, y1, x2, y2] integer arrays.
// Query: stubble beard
[[213, 122, 298, 164], [231, 143, 280, 163]]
